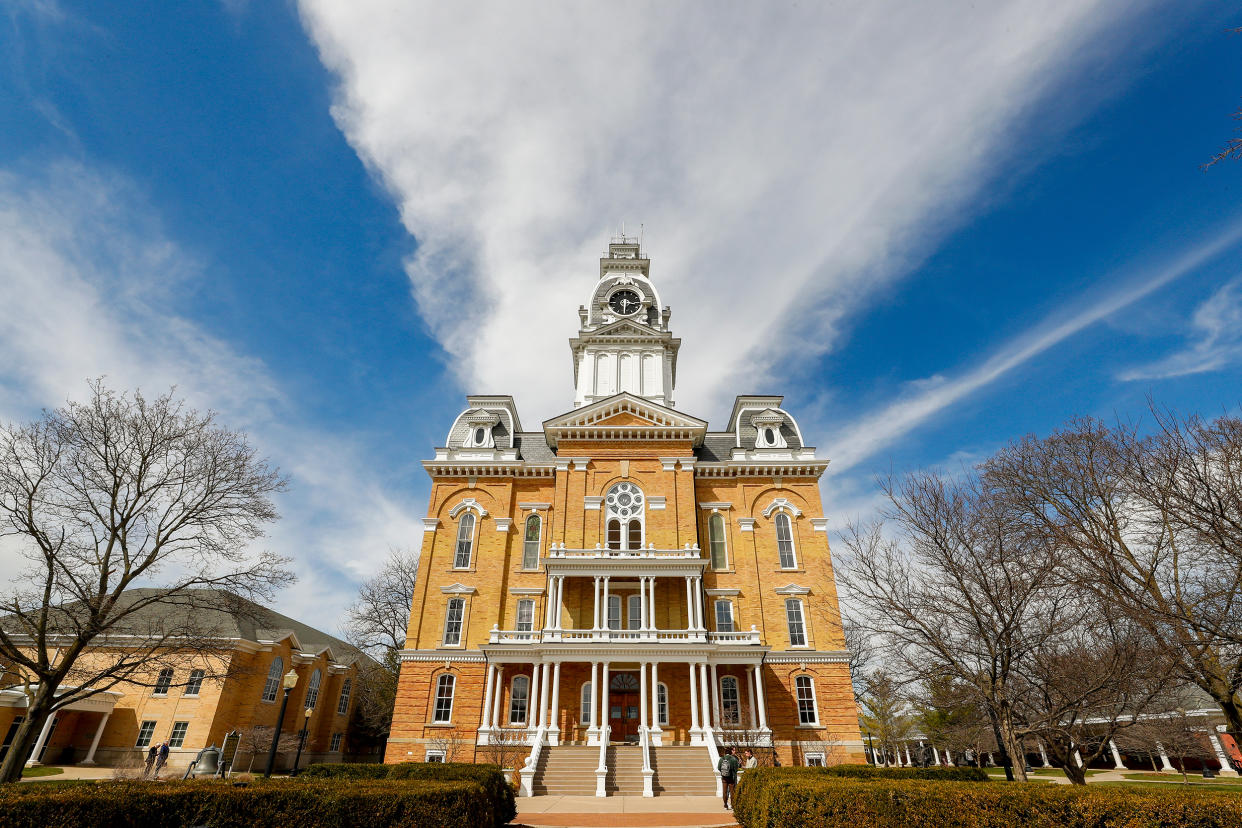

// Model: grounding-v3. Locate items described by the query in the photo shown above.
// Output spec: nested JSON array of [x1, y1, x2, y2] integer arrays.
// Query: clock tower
[[569, 235, 681, 408]]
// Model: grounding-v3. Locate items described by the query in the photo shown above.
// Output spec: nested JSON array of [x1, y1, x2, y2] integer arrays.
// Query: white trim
[[449, 498, 488, 518], [584, 496, 603, 510], [705, 588, 740, 596], [707, 511, 729, 570], [519, 502, 551, 510], [441, 583, 478, 594], [699, 502, 732, 510], [495, 518, 513, 532], [509, 587, 546, 595], [810, 518, 829, 532], [432, 674, 456, 724], [509, 673, 531, 726], [764, 651, 850, 664], [648, 496, 666, 510], [422, 518, 441, 530], [659, 457, 679, 471], [737, 518, 756, 532], [794, 674, 819, 726], [761, 497, 802, 518]]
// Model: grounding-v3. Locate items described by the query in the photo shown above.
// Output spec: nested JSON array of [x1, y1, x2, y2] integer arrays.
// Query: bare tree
[[1119, 710, 1219, 784], [236, 725, 300, 774], [0, 382, 290, 784], [480, 727, 529, 784], [1204, 27, 1242, 168], [426, 731, 469, 763], [856, 670, 912, 766]]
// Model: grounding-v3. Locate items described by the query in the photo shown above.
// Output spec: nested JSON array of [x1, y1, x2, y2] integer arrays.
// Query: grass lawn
[[20, 767, 64, 778]]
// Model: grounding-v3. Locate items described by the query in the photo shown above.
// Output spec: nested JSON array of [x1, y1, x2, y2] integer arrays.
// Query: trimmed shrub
[[300, 762, 389, 780], [821, 765, 989, 782], [0, 778, 492, 828], [733, 773, 1242, 828]]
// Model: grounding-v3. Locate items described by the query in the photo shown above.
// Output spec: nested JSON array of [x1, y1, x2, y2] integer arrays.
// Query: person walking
[[143, 743, 158, 779], [153, 741, 170, 779], [717, 746, 741, 810]]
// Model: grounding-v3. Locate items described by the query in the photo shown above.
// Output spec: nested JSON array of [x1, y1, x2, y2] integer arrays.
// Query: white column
[[747, 669, 759, 730], [538, 662, 552, 729], [81, 711, 111, 765], [491, 665, 505, 730], [931, 744, 940, 765], [684, 577, 694, 631], [752, 664, 769, 731], [1038, 741, 1052, 768], [692, 578, 703, 630], [1109, 739, 1126, 770], [709, 664, 722, 727], [593, 576, 602, 630], [588, 661, 601, 743], [549, 662, 562, 744], [904, 744, 913, 765], [26, 712, 57, 766], [1208, 730, 1239, 776], [639, 577, 649, 631], [650, 662, 662, 744], [648, 577, 657, 631], [600, 662, 611, 739], [689, 661, 702, 742], [528, 665, 541, 731], [1156, 742, 1175, 772], [602, 576, 611, 633], [698, 662, 712, 731], [639, 662, 649, 736], [480, 664, 498, 732], [1073, 749, 1083, 768]]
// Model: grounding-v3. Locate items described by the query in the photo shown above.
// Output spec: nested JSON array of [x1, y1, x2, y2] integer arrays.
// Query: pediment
[[543, 393, 707, 431], [587, 318, 666, 339]]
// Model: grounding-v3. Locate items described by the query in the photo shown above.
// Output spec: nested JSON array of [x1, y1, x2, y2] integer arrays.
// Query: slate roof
[[514, 433, 556, 462]]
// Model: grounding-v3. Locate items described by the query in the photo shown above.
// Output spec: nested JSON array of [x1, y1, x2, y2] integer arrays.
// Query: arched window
[[305, 669, 323, 709], [509, 675, 530, 725], [522, 514, 542, 569], [656, 683, 669, 726], [261, 657, 283, 703], [709, 513, 727, 569], [454, 512, 476, 569], [153, 667, 174, 696], [580, 681, 593, 723], [433, 674, 455, 723], [775, 512, 797, 569], [336, 678, 352, 715], [605, 482, 644, 551], [721, 676, 741, 725]]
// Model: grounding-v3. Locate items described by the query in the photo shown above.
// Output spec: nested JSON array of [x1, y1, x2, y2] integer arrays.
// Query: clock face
[[609, 289, 641, 316]]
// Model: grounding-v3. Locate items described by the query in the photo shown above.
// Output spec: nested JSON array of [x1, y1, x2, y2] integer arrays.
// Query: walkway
[[513, 796, 736, 828]]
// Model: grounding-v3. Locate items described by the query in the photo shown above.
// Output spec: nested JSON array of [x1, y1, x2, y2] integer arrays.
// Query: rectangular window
[[509, 676, 530, 725], [795, 675, 818, 725], [515, 599, 535, 633], [627, 594, 641, 630], [433, 674, 456, 723], [607, 595, 622, 630], [786, 599, 807, 647], [805, 752, 826, 767], [185, 669, 204, 696], [656, 684, 668, 726], [709, 513, 728, 569], [136, 721, 157, 748], [522, 515, 542, 569], [153, 668, 173, 696], [426, 750, 446, 763], [168, 721, 189, 748], [715, 600, 735, 633], [330, 732, 344, 752], [721, 677, 741, 725], [776, 513, 797, 569], [443, 597, 465, 646]]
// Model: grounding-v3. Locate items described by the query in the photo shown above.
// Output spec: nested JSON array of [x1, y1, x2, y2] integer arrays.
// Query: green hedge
[[298, 762, 515, 828], [733, 773, 1242, 828], [820, 765, 989, 782], [0, 779, 493, 828]]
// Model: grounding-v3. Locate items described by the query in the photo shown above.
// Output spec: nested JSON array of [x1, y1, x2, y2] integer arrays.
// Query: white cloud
[[1119, 276, 1242, 381], [0, 164, 423, 624], [297, 0, 1138, 424], [822, 222, 1242, 474]]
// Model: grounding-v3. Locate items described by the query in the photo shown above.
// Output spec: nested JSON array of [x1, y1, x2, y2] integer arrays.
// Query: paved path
[[20, 765, 115, 782], [513, 795, 737, 828]]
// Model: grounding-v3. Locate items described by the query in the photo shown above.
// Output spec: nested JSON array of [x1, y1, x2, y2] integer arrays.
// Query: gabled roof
[[542, 392, 707, 448]]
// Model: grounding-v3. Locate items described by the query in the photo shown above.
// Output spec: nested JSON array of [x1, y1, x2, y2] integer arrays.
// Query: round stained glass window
[[606, 482, 644, 518]]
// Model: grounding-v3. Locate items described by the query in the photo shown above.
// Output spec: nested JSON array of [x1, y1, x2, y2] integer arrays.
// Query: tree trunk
[[991, 715, 1028, 782], [1218, 695, 1242, 738], [0, 687, 57, 784], [1061, 756, 1087, 786]]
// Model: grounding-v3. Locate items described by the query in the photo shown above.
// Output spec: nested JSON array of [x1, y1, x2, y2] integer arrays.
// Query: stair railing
[[594, 724, 611, 797], [640, 726, 654, 797], [518, 726, 548, 798], [703, 725, 723, 798]]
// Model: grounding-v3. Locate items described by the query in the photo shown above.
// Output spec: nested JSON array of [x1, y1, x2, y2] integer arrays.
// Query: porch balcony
[[487, 626, 762, 646]]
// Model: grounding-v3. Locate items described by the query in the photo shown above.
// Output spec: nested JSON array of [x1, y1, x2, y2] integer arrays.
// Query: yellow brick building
[[387, 238, 864, 795]]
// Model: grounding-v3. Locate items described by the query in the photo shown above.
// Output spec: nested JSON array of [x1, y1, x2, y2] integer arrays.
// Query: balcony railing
[[545, 542, 704, 560], [487, 626, 762, 645]]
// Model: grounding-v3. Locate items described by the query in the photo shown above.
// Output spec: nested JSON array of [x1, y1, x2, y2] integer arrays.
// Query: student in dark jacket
[[153, 741, 170, 779], [143, 744, 158, 779]]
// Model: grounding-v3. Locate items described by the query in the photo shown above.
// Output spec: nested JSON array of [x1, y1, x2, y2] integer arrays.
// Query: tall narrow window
[[515, 598, 535, 633], [721, 676, 741, 725], [522, 514, 542, 569], [607, 519, 622, 550], [656, 683, 669, 726], [337, 678, 353, 715], [628, 520, 642, 550], [715, 600, 735, 633], [627, 594, 641, 630], [709, 513, 727, 569], [330, 732, 344, 752], [135, 721, 157, 748], [261, 657, 283, 703], [153, 667, 174, 695], [775, 513, 797, 569], [443, 597, 466, 646], [454, 512, 476, 569], [580, 681, 593, 724], [185, 669, 204, 696], [169, 721, 189, 748], [605, 483, 644, 550], [433, 674, 456, 723], [607, 595, 622, 630], [795, 675, 818, 725], [305, 669, 323, 709], [786, 599, 807, 647], [509, 675, 530, 725]]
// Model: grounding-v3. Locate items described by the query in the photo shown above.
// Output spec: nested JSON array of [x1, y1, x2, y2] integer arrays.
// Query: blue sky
[[1, 1, 1240, 625]]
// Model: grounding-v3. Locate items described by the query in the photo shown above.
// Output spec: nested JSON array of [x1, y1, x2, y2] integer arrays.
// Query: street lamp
[[290, 707, 313, 776], [263, 669, 299, 778]]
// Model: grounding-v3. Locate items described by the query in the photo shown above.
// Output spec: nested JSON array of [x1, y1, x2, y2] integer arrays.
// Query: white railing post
[[587, 661, 601, 745], [650, 661, 663, 746], [596, 725, 610, 797], [519, 726, 547, 798], [548, 662, 562, 746]]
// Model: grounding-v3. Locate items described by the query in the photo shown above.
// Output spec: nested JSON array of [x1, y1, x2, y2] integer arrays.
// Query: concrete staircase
[[531, 746, 599, 796], [651, 746, 718, 795], [605, 745, 646, 794]]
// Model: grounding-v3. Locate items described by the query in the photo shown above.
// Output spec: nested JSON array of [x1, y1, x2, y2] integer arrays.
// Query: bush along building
[[386, 237, 865, 796]]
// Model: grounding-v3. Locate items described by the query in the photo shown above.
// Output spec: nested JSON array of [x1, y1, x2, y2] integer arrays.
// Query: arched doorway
[[609, 673, 641, 742]]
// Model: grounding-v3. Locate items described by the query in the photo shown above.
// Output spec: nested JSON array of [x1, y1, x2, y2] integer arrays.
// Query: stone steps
[[531, 744, 718, 796]]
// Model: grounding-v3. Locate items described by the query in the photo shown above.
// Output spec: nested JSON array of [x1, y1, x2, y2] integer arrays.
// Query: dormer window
[[751, 410, 788, 449], [461, 410, 500, 448]]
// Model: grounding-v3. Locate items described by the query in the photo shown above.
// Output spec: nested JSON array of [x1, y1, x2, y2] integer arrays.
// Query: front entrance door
[[608, 673, 641, 742]]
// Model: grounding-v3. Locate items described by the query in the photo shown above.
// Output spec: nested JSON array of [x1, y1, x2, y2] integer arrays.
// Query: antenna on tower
[[638, 223, 644, 251]]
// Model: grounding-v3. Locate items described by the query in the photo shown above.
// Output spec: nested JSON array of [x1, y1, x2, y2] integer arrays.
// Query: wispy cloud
[[298, 0, 1136, 423], [0, 163, 423, 622], [823, 221, 1242, 474], [1119, 276, 1242, 381]]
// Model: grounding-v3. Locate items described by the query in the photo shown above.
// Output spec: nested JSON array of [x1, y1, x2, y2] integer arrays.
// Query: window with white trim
[[775, 512, 797, 569], [657, 682, 669, 726], [454, 512, 476, 569], [721, 676, 741, 725], [515, 598, 535, 633], [330, 732, 344, 752], [709, 513, 728, 569], [169, 721, 189, 748], [607, 594, 622, 630], [443, 597, 466, 646], [605, 482, 644, 550], [805, 751, 826, 767], [715, 600, 735, 633], [627, 594, 641, 630], [153, 667, 173, 696], [433, 674, 455, 723], [185, 669, 204, 696], [426, 749, 445, 762], [786, 598, 807, 647], [522, 514, 542, 569], [135, 721, 157, 748], [305, 669, 323, 709], [509, 674, 530, 725], [261, 657, 283, 703], [795, 675, 818, 725], [337, 678, 352, 715], [580, 681, 593, 724]]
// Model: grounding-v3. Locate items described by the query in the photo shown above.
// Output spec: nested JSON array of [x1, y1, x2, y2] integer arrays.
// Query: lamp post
[[290, 707, 312, 776], [264, 669, 299, 778]]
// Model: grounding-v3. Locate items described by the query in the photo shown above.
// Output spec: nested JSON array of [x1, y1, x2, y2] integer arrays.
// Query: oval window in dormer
[[474, 427, 486, 444], [763, 427, 776, 445]]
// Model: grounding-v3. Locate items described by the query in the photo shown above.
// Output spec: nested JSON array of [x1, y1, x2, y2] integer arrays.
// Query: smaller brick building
[[0, 589, 371, 772]]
